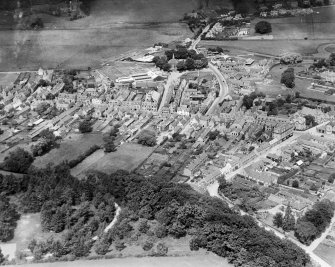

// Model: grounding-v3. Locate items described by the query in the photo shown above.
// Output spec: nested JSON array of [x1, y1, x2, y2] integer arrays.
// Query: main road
[[190, 25, 230, 116]]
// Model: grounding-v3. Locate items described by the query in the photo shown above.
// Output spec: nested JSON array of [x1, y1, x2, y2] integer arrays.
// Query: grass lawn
[[33, 133, 104, 169], [314, 242, 335, 267], [71, 142, 155, 178], [0, 72, 19, 87]]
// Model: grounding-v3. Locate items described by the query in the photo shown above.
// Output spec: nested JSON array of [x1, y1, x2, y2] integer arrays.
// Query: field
[[33, 133, 104, 168], [251, 6, 335, 40], [0, 0, 212, 71], [71, 142, 155, 178], [0, 72, 19, 87], [5, 254, 233, 267]]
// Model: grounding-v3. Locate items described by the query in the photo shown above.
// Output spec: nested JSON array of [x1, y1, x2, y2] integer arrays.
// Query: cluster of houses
[[210, 55, 272, 96], [160, 76, 217, 116]]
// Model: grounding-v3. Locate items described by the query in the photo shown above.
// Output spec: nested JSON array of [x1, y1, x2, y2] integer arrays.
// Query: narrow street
[[158, 71, 182, 112]]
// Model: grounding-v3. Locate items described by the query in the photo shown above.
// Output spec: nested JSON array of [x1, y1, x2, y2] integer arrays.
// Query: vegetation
[[68, 145, 100, 168], [137, 130, 157, 147], [281, 68, 295, 88], [0, 195, 20, 241], [255, 21, 272, 34], [295, 200, 335, 245], [152, 47, 208, 71], [0, 166, 311, 266], [2, 148, 34, 173], [79, 120, 93, 133], [273, 212, 283, 228], [242, 92, 265, 109], [32, 129, 60, 157], [280, 53, 303, 65]]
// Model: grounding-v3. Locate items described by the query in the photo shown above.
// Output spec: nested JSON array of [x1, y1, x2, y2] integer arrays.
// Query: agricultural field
[[33, 133, 104, 169], [0, 0, 208, 71], [71, 142, 155, 178], [252, 6, 335, 40]]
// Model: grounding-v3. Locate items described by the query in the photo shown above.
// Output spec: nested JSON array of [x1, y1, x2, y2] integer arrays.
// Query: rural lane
[[207, 182, 332, 267]]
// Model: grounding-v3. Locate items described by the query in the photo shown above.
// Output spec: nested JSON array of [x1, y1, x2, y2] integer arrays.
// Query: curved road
[[190, 26, 230, 115], [206, 63, 229, 115]]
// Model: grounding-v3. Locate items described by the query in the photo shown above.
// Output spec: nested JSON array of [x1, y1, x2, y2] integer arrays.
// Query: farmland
[[0, 0, 212, 71]]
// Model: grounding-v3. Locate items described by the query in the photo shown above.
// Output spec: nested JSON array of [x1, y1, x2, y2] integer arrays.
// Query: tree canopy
[[255, 21, 272, 34]]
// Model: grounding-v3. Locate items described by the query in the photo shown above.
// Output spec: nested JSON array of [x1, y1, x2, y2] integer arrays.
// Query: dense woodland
[[0, 163, 312, 266]]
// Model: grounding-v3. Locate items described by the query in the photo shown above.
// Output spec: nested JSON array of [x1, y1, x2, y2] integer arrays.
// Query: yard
[[71, 142, 155, 178], [33, 133, 104, 169]]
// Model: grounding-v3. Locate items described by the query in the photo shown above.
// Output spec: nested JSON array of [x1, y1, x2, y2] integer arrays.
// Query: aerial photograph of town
[[0, 0, 335, 266]]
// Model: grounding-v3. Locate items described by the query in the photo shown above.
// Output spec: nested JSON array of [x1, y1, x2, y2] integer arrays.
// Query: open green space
[[314, 242, 335, 267], [72, 142, 155, 177], [33, 133, 104, 168]]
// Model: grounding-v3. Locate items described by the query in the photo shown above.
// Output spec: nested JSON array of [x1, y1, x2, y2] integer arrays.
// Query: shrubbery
[[68, 145, 100, 168], [255, 21, 272, 34], [295, 200, 335, 245]]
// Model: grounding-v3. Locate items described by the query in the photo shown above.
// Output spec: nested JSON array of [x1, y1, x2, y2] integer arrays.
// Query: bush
[[68, 145, 100, 168], [255, 21, 272, 34], [137, 130, 157, 147], [142, 240, 154, 251], [281, 68, 295, 88], [79, 120, 93, 133], [155, 243, 168, 256]]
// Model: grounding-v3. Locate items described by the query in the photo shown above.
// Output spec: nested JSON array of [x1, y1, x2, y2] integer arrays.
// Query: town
[[0, 0, 335, 267]]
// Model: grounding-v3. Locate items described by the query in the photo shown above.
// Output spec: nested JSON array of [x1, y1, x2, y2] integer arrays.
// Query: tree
[[292, 180, 299, 188], [3, 148, 34, 173], [95, 237, 110, 255], [282, 205, 295, 232], [154, 224, 167, 238], [28, 239, 37, 253], [255, 21, 272, 34], [273, 212, 283, 228], [155, 243, 168, 256], [33, 245, 43, 260], [137, 130, 157, 147], [295, 220, 319, 245], [329, 53, 335, 66], [0, 247, 5, 264], [328, 174, 335, 184], [304, 115, 316, 127], [79, 120, 93, 133], [114, 240, 126, 251], [281, 68, 295, 88], [138, 219, 150, 234], [176, 61, 186, 71], [104, 139, 116, 153], [142, 240, 154, 251]]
